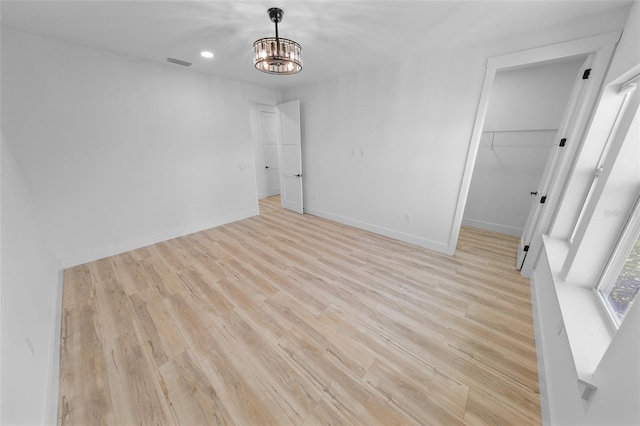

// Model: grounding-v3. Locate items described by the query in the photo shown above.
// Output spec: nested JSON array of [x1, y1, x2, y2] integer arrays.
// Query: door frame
[[257, 104, 280, 198], [246, 95, 278, 213], [448, 31, 622, 276]]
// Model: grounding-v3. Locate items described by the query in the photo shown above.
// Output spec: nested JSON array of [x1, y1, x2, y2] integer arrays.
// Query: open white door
[[516, 57, 592, 269], [516, 138, 565, 268], [277, 100, 303, 214]]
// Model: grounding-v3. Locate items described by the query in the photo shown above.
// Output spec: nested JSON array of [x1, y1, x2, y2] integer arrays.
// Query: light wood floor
[[58, 196, 540, 425]]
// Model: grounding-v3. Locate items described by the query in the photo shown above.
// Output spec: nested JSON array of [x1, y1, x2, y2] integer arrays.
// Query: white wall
[[0, 28, 280, 424], [1, 136, 60, 425], [463, 57, 585, 236], [531, 3, 640, 425], [283, 6, 630, 254], [483, 58, 587, 132], [1, 29, 280, 267]]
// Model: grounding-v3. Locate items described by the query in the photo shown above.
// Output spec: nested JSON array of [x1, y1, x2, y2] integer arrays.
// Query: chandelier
[[253, 8, 302, 75]]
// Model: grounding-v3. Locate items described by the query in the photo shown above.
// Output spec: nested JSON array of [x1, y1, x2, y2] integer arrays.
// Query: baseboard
[[45, 269, 64, 425], [304, 206, 449, 254], [58, 208, 258, 269], [462, 218, 523, 237]]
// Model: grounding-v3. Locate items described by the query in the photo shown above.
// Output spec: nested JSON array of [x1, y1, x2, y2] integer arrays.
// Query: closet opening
[[462, 55, 588, 254]]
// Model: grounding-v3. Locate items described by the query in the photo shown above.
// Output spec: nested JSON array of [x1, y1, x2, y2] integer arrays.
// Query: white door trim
[[448, 31, 622, 261]]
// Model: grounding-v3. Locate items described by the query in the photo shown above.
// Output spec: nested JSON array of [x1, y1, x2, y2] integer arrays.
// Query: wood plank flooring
[[58, 196, 540, 425]]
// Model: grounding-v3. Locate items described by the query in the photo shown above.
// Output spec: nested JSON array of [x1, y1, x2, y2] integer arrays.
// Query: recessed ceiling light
[[200, 51, 214, 59]]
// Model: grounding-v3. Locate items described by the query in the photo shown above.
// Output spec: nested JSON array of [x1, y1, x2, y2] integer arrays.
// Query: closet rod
[[483, 129, 558, 134], [481, 144, 553, 148]]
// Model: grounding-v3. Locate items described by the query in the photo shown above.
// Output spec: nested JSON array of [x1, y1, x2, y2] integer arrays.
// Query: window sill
[[542, 235, 614, 388]]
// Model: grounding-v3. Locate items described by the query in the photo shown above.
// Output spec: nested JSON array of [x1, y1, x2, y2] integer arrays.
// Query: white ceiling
[[0, 1, 632, 90]]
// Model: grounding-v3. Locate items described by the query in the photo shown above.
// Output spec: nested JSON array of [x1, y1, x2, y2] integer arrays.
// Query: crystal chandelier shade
[[253, 8, 302, 75]]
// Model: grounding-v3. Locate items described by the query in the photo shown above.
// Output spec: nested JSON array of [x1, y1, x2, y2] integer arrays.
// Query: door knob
[[530, 191, 538, 196], [295, 174, 302, 178], [265, 166, 269, 169]]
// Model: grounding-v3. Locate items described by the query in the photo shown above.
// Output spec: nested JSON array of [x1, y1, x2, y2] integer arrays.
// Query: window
[[557, 70, 640, 287], [588, 73, 640, 329], [568, 73, 638, 244], [532, 59, 640, 397], [597, 194, 640, 328]]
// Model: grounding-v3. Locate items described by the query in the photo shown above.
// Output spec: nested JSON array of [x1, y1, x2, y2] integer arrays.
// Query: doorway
[[250, 102, 280, 199], [249, 99, 304, 214], [449, 31, 622, 275], [463, 56, 587, 238]]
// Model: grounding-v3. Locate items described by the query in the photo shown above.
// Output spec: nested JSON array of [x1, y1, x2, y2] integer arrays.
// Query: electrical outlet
[[25, 337, 35, 356], [359, 149, 366, 157], [405, 214, 412, 223]]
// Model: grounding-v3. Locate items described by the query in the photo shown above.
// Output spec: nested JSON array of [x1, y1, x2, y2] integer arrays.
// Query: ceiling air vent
[[166, 57, 192, 67]]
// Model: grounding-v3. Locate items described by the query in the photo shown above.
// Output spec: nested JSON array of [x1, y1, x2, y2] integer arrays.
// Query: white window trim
[[595, 75, 640, 330], [567, 77, 639, 245], [560, 76, 640, 284], [540, 66, 640, 393], [596, 191, 640, 329]]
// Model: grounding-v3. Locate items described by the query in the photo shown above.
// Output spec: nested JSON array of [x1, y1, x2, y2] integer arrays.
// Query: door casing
[[449, 31, 622, 277]]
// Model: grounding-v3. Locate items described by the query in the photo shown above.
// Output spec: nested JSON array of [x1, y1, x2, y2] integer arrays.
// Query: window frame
[[560, 71, 640, 329], [568, 74, 640, 245], [535, 68, 640, 390], [557, 69, 640, 282], [596, 190, 640, 329], [569, 75, 640, 245]]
